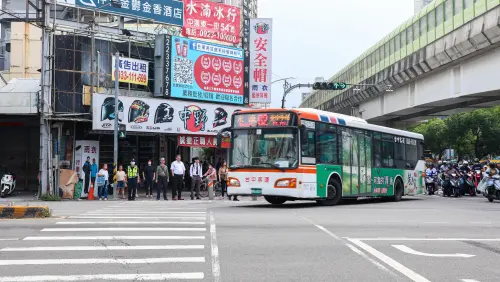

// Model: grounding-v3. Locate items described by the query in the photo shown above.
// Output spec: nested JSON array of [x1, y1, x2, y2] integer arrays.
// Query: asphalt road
[[0, 194, 499, 281]]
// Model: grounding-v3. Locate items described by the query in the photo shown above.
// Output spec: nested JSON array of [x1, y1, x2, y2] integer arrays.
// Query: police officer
[[127, 158, 141, 201]]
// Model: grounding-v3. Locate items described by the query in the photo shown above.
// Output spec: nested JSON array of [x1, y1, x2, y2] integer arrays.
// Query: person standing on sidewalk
[[190, 157, 202, 200], [156, 157, 169, 201], [97, 164, 109, 201], [127, 159, 140, 201], [218, 161, 228, 199], [143, 160, 155, 198], [90, 158, 98, 189], [116, 165, 126, 199], [83, 156, 91, 194], [171, 154, 185, 200]]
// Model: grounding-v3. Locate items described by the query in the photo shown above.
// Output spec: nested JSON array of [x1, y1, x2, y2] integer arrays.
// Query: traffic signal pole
[[281, 83, 312, 108], [113, 52, 120, 199]]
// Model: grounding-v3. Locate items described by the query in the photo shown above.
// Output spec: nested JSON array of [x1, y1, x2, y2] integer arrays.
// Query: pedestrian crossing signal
[[119, 124, 126, 139], [312, 82, 347, 90]]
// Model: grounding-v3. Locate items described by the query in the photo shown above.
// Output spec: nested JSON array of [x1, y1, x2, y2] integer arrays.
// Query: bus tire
[[392, 178, 404, 202], [264, 196, 287, 205], [317, 179, 342, 206]]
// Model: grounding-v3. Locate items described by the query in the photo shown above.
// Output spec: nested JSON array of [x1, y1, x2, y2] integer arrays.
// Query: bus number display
[[234, 113, 293, 128]]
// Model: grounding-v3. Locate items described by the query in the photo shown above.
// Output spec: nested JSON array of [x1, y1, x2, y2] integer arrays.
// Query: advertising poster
[[182, 0, 241, 45], [74, 140, 99, 199], [177, 134, 230, 148], [168, 35, 245, 105], [93, 93, 245, 135], [249, 18, 273, 104], [112, 57, 149, 86]]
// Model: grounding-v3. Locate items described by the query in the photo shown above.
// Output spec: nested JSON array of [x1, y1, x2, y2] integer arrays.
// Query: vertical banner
[[164, 35, 172, 97], [249, 18, 273, 104], [74, 141, 100, 199], [242, 12, 250, 105]]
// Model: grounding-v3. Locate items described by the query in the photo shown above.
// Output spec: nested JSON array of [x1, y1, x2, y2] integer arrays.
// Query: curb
[[0, 206, 51, 219]]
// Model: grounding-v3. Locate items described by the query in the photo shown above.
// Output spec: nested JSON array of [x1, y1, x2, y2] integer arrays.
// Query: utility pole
[[280, 79, 292, 108], [113, 52, 120, 199]]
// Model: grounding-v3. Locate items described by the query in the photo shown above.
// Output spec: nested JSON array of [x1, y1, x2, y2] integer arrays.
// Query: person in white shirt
[[190, 157, 203, 200], [97, 164, 109, 201], [116, 165, 126, 199], [171, 154, 186, 200]]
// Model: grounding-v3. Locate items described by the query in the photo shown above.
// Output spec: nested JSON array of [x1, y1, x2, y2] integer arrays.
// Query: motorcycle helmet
[[128, 100, 150, 123], [155, 103, 174, 124], [213, 107, 228, 128], [474, 158, 479, 163], [463, 161, 468, 165], [101, 97, 124, 121]]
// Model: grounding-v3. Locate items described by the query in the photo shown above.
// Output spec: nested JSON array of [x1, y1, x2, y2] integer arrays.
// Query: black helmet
[[213, 107, 228, 128], [101, 97, 124, 121], [155, 103, 174, 124], [128, 100, 150, 123]]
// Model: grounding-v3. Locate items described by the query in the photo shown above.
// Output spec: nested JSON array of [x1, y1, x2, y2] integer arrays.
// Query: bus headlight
[[228, 177, 240, 187], [274, 178, 296, 188]]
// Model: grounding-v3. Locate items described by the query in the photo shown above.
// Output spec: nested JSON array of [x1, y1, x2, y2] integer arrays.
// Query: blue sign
[[76, 0, 184, 26], [169, 36, 246, 105]]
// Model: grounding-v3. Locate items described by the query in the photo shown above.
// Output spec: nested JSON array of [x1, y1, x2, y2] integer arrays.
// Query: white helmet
[[463, 161, 468, 165]]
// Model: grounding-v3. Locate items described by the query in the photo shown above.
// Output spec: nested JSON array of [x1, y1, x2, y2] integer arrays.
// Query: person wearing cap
[[171, 154, 186, 200], [143, 159, 155, 198], [156, 157, 169, 201], [127, 158, 140, 201]]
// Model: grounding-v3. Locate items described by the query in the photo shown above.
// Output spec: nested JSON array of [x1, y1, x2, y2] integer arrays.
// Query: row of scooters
[[425, 170, 500, 202]]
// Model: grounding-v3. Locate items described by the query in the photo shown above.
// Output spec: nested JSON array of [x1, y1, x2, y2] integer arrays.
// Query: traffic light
[[312, 82, 348, 91], [118, 124, 126, 139]]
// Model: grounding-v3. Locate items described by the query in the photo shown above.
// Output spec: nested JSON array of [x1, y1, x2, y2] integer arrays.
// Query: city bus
[[219, 108, 426, 205]]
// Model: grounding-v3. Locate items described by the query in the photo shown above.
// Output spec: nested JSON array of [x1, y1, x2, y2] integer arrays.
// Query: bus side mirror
[[216, 128, 231, 149]]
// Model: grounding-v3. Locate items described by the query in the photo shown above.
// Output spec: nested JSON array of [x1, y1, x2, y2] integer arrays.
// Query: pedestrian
[[143, 160, 155, 198], [82, 156, 91, 194], [170, 154, 185, 200], [190, 157, 203, 200], [218, 160, 228, 199], [203, 163, 217, 190], [97, 163, 109, 201], [156, 157, 169, 201], [116, 164, 126, 199], [90, 158, 98, 189], [127, 158, 140, 201]]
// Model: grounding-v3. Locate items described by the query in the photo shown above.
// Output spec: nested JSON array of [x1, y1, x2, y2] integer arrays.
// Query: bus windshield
[[230, 128, 298, 169]]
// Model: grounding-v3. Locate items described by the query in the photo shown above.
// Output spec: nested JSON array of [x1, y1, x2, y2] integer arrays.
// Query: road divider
[[0, 206, 50, 219]]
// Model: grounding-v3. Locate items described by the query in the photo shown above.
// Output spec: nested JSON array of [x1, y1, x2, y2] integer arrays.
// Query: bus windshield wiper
[[230, 165, 252, 170], [260, 162, 286, 172]]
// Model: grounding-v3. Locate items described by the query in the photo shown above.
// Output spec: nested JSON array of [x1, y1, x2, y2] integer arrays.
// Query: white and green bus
[[222, 108, 426, 205]]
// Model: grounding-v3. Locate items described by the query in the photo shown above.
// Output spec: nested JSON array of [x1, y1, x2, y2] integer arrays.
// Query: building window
[[437, 4, 444, 25], [420, 15, 427, 36], [413, 22, 419, 41], [395, 34, 400, 51], [389, 38, 394, 54], [406, 27, 412, 44], [454, 0, 463, 15], [401, 31, 406, 46], [445, 0, 453, 21], [379, 47, 384, 62], [464, 0, 473, 8], [428, 10, 435, 30]]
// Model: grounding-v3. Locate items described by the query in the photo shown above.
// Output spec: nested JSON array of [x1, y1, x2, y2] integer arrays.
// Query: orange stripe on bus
[[228, 168, 316, 174]]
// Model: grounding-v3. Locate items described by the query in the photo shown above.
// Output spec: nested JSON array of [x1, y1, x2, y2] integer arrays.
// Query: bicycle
[[199, 178, 222, 198]]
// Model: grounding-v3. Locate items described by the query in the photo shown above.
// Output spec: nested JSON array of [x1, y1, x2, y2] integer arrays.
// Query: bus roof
[[234, 108, 424, 140]]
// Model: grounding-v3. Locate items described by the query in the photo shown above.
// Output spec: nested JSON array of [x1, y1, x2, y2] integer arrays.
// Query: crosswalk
[[0, 202, 218, 281]]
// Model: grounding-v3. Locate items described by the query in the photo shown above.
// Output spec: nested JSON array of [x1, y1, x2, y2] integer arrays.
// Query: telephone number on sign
[[197, 30, 238, 43], [118, 71, 148, 84]]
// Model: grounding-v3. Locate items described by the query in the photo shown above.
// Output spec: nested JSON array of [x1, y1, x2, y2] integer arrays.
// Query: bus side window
[[373, 133, 382, 168], [316, 123, 338, 164], [301, 129, 316, 165]]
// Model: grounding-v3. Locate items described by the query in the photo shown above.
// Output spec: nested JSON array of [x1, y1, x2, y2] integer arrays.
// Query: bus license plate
[[251, 188, 262, 195]]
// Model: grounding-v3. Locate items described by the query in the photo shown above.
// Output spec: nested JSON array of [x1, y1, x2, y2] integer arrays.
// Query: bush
[[40, 193, 61, 201]]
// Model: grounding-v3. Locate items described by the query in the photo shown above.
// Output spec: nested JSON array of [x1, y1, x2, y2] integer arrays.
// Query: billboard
[[112, 57, 149, 86], [165, 35, 245, 105], [182, 0, 241, 45], [75, 0, 184, 26], [249, 19, 273, 104], [92, 93, 245, 135]]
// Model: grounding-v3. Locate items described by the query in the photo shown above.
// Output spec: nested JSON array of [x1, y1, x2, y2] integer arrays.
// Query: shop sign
[[233, 112, 295, 128], [112, 57, 149, 86], [182, 0, 241, 45], [75, 0, 184, 26], [163, 35, 246, 105], [177, 134, 230, 148], [249, 18, 273, 104], [74, 140, 99, 199], [93, 93, 245, 135]]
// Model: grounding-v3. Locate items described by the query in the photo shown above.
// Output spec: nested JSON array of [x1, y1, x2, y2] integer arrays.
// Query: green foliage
[[40, 193, 61, 201], [411, 106, 500, 159]]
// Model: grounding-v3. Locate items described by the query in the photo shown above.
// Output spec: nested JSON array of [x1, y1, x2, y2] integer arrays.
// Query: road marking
[[0, 273, 204, 281], [55, 221, 206, 225], [345, 243, 393, 274], [0, 239, 19, 241], [461, 280, 480, 282], [85, 212, 206, 214], [210, 211, 221, 282], [392, 245, 475, 258], [23, 236, 205, 241], [300, 216, 341, 240], [41, 227, 207, 232], [346, 238, 431, 282], [68, 216, 206, 220], [100, 208, 207, 210], [0, 257, 205, 266], [1, 245, 205, 252], [351, 238, 500, 241]]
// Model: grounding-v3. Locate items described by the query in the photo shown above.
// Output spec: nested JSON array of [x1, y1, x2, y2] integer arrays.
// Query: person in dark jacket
[[82, 156, 91, 194], [142, 160, 155, 198]]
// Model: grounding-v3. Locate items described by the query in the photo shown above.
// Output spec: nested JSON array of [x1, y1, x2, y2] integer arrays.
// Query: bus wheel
[[317, 179, 342, 206], [264, 196, 287, 205], [392, 179, 404, 202]]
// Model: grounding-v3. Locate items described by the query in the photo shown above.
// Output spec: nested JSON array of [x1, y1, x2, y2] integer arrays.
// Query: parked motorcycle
[[425, 176, 436, 195], [449, 173, 461, 197], [484, 174, 500, 203], [0, 171, 16, 198]]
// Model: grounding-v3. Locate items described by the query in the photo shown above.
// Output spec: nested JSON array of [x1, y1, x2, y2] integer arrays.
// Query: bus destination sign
[[234, 113, 294, 128]]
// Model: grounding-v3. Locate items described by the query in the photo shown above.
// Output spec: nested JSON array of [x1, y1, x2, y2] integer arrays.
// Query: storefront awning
[[0, 78, 40, 115]]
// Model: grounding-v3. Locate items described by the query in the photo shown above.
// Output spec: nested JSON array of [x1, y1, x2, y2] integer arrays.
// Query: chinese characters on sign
[[233, 113, 294, 128], [76, 0, 184, 26], [245, 176, 270, 183], [177, 134, 230, 148], [249, 18, 273, 104], [182, 0, 241, 45], [372, 175, 393, 194], [112, 57, 149, 86]]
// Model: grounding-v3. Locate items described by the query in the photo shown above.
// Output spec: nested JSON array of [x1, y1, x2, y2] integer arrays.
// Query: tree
[[412, 118, 448, 159]]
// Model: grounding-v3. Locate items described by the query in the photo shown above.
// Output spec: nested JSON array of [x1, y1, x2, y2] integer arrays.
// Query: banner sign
[[75, 0, 184, 26], [112, 57, 149, 86], [74, 140, 99, 199], [249, 18, 273, 104], [167, 35, 245, 105], [93, 93, 245, 135], [177, 134, 230, 148], [182, 0, 241, 45]]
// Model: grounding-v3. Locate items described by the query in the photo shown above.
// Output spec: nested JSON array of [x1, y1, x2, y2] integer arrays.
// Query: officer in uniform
[[127, 158, 141, 201]]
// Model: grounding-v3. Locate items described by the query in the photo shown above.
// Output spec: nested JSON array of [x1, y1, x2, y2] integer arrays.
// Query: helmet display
[[101, 97, 124, 121], [128, 100, 150, 123], [155, 103, 174, 124], [213, 107, 228, 128]]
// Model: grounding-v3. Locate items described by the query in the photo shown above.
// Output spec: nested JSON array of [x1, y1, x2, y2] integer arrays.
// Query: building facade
[[414, 0, 434, 14]]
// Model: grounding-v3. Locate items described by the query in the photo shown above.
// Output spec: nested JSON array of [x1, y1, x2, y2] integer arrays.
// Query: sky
[[257, 0, 414, 108]]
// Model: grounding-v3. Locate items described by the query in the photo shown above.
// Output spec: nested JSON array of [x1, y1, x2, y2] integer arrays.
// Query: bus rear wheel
[[264, 196, 287, 205], [392, 179, 404, 202], [317, 179, 342, 206]]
